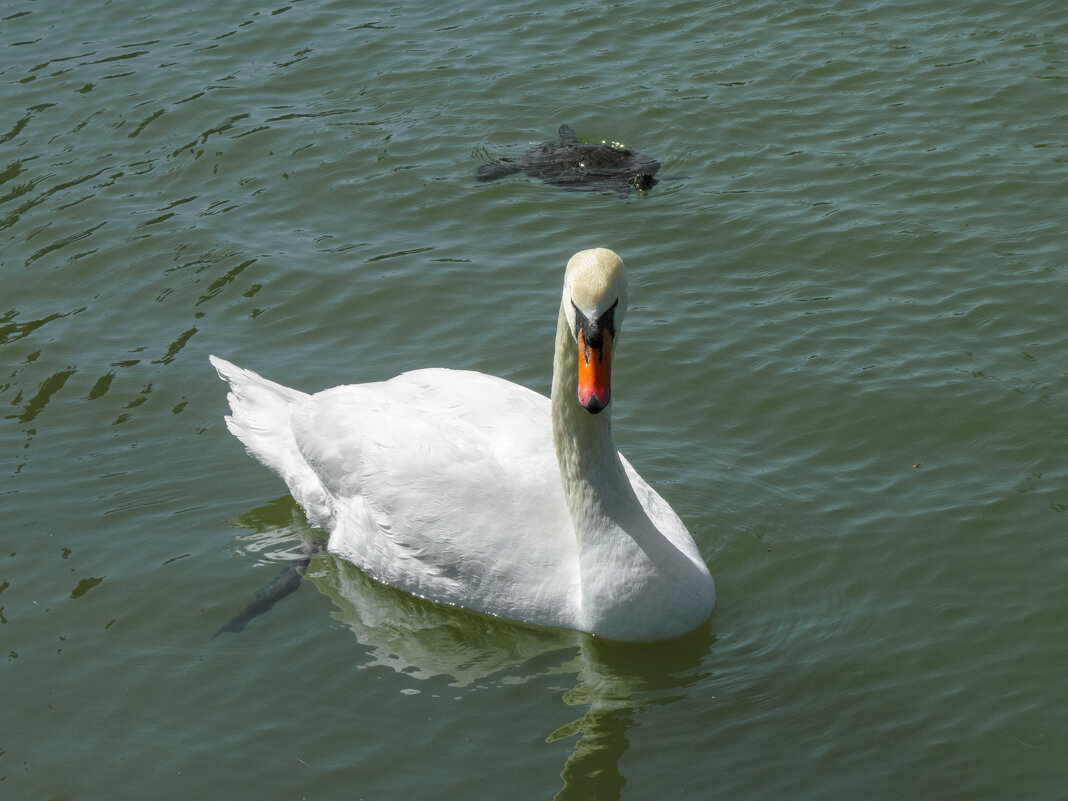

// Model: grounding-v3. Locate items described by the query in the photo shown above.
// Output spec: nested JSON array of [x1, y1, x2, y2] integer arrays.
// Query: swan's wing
[[619, 454, 707, 569], [290, 369, 578, 622]]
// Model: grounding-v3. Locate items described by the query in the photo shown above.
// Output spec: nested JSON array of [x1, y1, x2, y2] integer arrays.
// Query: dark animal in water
[[477, 125, 660, 196], [214, 540, 325, 636]]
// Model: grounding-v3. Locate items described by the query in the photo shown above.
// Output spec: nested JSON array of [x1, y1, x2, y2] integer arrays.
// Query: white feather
[[210, 248, 714, 641]]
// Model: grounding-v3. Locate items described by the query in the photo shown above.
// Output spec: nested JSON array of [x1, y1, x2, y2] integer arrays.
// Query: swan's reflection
[[317, 555, 713, 801], [314, 551, 579, 686], [226, 503, 713, 800]]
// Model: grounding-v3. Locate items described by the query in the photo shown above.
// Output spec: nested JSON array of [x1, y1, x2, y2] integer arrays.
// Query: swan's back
[[212, 358, 581, 626]]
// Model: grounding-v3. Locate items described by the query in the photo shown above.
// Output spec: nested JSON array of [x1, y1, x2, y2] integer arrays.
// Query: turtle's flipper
[[557, 124, 578, 143], [476, 160, 524, 182], [555, 125, 580, 144]]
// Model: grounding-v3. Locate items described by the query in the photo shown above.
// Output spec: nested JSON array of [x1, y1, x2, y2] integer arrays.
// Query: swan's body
[[211, 249, 714, 641]]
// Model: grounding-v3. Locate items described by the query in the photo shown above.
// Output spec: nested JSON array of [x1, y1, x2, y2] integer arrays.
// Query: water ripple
[[1, 1, 1065, 799]]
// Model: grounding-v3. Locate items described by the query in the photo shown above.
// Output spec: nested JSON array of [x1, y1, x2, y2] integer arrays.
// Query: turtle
[[477, 125, 660, 196]]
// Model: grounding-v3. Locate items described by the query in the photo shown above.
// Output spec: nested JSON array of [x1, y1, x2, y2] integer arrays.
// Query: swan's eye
[[571, 299, 618, 346], [597, 300, 618, 338]]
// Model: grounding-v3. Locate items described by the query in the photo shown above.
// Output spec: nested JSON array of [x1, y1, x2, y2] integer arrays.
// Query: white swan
[[210, 248, 714, 641]]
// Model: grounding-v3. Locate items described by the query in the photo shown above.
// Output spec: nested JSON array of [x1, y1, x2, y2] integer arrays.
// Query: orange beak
[[577, 328, 612, 413]]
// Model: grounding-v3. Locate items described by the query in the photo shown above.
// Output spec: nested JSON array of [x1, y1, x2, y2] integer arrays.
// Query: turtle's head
[[629, 173, 658, 191]]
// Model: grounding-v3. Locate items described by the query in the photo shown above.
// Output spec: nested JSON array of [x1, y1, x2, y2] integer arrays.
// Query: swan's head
[[562, 248, 629, 414]]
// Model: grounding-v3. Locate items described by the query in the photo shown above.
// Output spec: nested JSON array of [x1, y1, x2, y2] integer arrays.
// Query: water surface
[[3, 1, 1066, 798]]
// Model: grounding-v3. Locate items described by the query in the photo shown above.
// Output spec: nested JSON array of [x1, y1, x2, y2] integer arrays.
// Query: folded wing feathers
[[210, 356, 333, 526]]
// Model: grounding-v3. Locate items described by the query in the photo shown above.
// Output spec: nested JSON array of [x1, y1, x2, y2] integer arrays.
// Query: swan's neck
[[551, 305, 628, 531], [549, 301, 714, 639]]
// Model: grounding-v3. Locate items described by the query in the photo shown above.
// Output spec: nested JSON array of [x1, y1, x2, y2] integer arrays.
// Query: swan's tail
[[209, 356, 331, 527]]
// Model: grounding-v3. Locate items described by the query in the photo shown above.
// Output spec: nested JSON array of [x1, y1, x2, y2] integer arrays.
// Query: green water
[[3, 1, 1066, 798]]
